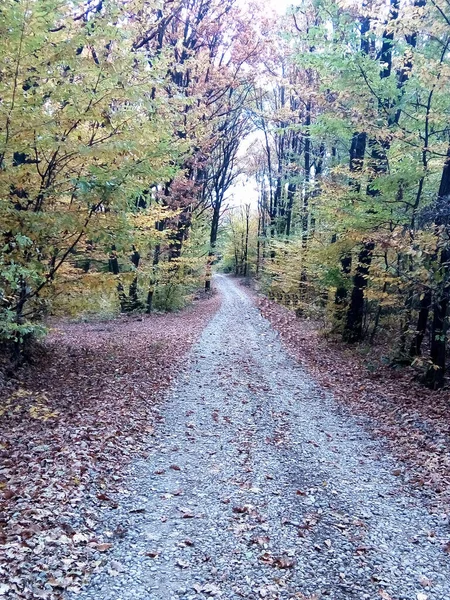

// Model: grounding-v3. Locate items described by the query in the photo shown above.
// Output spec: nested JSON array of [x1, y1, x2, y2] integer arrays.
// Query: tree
[[223, 0, 450, 387], [204, 95, 253, 290], [0, 0, 184, 350]]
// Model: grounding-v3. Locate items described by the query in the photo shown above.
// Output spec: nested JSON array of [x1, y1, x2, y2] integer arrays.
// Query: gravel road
[[72, 275, 450, 600]]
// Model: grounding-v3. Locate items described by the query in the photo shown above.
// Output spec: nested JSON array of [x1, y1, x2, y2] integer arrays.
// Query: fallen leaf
[[176, 559, 189, 569], [96, 543, 113, 552], [97, 493, 112, 501], [252, 535, 270, 546], [179, 507, 195, 518], [2, 489, 15, 500], [274, 555, 296, 569], [418, 575, 431, 588], [203, 583, 221, 596], [259, 552, 274, 564], [232, 504, 254, 514], [0, 291, 220, 597]]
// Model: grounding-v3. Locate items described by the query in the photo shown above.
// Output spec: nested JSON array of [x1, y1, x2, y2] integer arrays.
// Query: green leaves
[[0, 0, 190, 346]]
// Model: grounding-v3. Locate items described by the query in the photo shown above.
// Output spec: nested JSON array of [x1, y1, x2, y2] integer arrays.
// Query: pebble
[[69, 275, 450, 600]]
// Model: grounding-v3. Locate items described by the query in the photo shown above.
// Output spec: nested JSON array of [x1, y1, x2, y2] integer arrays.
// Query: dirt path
[[73, 275, 450, 600]]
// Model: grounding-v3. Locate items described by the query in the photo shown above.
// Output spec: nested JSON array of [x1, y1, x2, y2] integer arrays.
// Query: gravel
[[70, 275, 450, 600]]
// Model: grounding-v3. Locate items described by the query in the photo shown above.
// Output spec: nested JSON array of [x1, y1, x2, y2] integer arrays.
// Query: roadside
[[65, 275, 450, 600], [0, 292, 220, 599], [251, 289, 450, 517]]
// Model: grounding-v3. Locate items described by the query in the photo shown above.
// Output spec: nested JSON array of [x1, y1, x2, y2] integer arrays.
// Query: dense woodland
[[1, 0, 450, 388]]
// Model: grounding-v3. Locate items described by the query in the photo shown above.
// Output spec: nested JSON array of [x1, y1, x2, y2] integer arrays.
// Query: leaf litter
[[253, 292, 450, 516], [66, 276, 450, 600], [0, 293, 220, 599]]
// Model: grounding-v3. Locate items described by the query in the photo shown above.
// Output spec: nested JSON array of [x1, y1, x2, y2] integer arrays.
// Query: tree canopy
[[1, 0, 450, 387]]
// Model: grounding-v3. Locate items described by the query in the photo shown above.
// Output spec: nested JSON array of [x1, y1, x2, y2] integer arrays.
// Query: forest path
[[74, 275, 450, 600]]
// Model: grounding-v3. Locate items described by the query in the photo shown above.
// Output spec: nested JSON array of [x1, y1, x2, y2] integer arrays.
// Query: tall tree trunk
[[128, 246, 140, 311], [146, 221, 164, 313], [256, 185, 268, 277], [13, 277, 29, 360], [350, 132, 367, 185], [302, 101, 311, 248], [337, 15, 369, 327], [273, 174, 282, 234], [335, 130, 367, 322], [286, 182, 296, 237], [424, 252, 449, 389], [243, 205, 250, 277], [334, 253, 352, 317], [256, 206, 262, 277], [296, 101, 311, 317], [205, 202, 220, 291], [424, 144, 450, 388], [410, 290, 431, 357], [343, 3, 398, 342], [343, 241, 375, 343], [109, 246, 127, 312], [234, 243, 239, 276]]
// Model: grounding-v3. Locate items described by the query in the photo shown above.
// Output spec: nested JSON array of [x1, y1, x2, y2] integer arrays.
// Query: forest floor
[[0, 292, 220, 599], [66, 275, 450, 600], [254, 291, 450, 517], [1, 275, 450, 600]]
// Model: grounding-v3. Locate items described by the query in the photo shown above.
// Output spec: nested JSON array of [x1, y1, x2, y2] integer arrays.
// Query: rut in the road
[[72, 275, 450, 600]]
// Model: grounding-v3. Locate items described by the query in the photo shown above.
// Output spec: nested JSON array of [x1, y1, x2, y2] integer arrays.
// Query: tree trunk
[[243, 205, 250, 277], [424, 249, 449, 389], [302, 102, 311, 247], [343, 241, 374, 343], [296, 101, 311, 317], [410, 290, 431, 357], [424, 143, 450, 388], [128, 247, 140, 311], [334, 253, 352, 313], [342, 4, 398, 342], [256, 205, 262, 277], [334, 130, 366, 326], [286, 182, 296, 237], [109, 246, 127, 312], [146, 221, 164, 313], [205, 202, 220, 291]]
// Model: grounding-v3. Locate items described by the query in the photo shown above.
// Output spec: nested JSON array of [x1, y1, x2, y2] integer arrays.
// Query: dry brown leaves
[[0, 293, 220, 599], [252, 292, 450, 515]]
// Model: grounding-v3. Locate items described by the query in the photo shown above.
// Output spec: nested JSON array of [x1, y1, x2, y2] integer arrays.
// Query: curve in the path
[[73, 275, 450, 600]]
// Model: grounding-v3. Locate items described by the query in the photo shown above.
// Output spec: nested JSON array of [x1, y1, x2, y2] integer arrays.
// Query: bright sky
[[236, 0, 293, 13], [227, 133, 263, 208], [270, 0, 294, 14], [226, 0, 294, 209]]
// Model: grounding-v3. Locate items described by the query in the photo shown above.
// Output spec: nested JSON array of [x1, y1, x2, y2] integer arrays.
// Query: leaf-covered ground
[[2, 279, 450, 599], [254, 293, 450, 516], [0, 293, 220, 599], [61, 275, 450, 600]]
